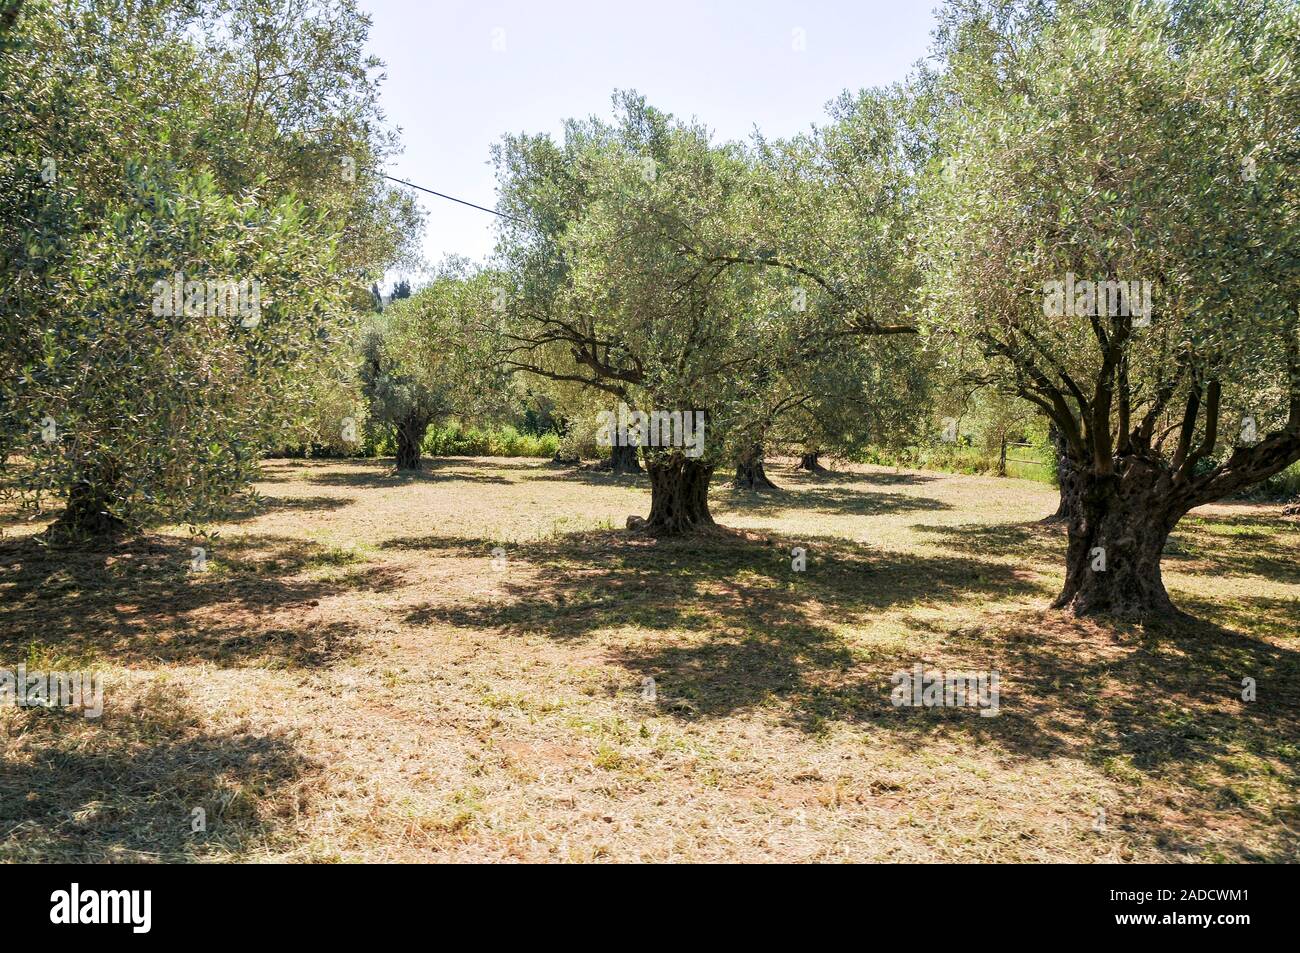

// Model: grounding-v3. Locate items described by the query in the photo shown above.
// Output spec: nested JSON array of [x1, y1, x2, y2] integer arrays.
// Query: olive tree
[[921, 0, 1299, 617], [495, 92, 926, 532], [771, 338, 931, 474], [8, 168, 346, 535], [360, 265, 508, 471], [494, 94, 794, 532], [0, 0, 417, 537], [729, 83, 937, 480]]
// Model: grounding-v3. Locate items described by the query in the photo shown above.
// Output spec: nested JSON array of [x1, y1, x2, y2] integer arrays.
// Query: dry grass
[[1, 456, 1296, 862]]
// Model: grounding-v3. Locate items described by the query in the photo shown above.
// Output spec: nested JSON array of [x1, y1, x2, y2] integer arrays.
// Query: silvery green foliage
[[920, 0, 1300, 502], [4, 166, 346, 531], [359, 264, 511, 467], [918, 0, 1299, 615], [495, 92, 926, 470], [0, 0, 416, 533]]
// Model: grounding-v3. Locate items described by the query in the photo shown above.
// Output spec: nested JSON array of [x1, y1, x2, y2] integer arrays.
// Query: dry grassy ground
[[1, 457, 1296, 862]]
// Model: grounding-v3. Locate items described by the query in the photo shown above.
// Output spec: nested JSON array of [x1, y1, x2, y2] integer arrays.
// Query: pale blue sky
[[360, 0, 940, 281]]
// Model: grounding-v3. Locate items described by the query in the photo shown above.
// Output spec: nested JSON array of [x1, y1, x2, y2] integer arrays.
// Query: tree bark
[[734, 445, 778, 490], [643, 456, 715, 534], [1043, 422, 1083, 524], [395, 416, 429, 471], [1052, 471, 1178, 618], [594, 441, 641, 474], [52, 468, 127, 540], [797, 451, 828, 473]]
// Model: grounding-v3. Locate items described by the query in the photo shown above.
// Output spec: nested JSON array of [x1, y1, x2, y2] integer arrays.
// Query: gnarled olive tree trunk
[[1053, 469, 1178, 618], [596, 441, 641, 474], [395, 415, 430, 471], [797, 450, 828, 473], [733, 444, 777, 490], [643, 456, 715, 534], [52, 463, 127, 539], [1043, 422, 1082, 524]]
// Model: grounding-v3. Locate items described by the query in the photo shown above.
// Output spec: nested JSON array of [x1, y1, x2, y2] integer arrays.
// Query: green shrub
[[419, 424, 556, 458], [1234, 461, 1300, 501], [857, 442, 1055, 483]]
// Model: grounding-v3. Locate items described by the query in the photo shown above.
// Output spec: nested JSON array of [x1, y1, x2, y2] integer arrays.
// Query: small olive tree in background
[[770, 339, 931, 475], [360, 264, 510, 471], [735, 83, 934, 484]]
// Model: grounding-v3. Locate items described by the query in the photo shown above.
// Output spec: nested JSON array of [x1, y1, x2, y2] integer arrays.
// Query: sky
[[360, 0, 941, 285]]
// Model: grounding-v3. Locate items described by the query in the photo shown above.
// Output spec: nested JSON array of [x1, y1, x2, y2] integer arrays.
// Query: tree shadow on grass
[[1174, 591, 1300, 643], [442, 456, 554, 469], [773, 465, 941, 488], [717, 485, 952, 519], [221, 493, 356, 523], [386, 528, 1043, 714], [0, 684, 317, 862], [530, 464, 942, 505], [0, 533, 398, 668], [1164, 513, 1300, 583], [297, 458, 514, 488], [772, 586, 1300, 860], [528, 466, 646, 487], [1004, 613, 1296, 860], [911, 520, 1066, 562], [0, 492, 357, 536], [388, 523, 1298, 859]]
